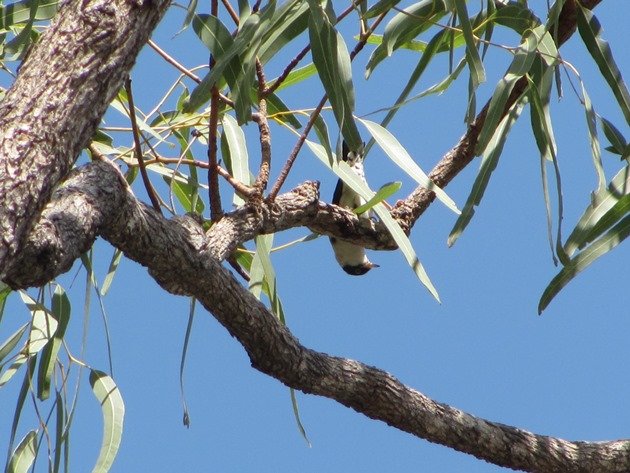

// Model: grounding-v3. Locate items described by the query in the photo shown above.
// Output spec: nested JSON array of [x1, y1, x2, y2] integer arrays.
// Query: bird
[[329, 141, 379, 276]]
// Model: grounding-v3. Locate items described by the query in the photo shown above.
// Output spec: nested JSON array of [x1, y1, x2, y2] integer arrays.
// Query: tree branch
[[0, 0, 171, 277], [4, 159, 630, 472]]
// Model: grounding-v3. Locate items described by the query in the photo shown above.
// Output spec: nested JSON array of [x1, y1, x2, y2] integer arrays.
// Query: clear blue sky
[[1, 3, 629, 472]]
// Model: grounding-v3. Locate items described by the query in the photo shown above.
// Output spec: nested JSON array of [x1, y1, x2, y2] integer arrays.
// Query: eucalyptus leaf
[[90, 370, 125, 473]]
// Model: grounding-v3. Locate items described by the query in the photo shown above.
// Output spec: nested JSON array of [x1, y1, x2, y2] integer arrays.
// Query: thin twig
[[124, 78, 162, 214], [252, 60, 272, 194], [268, 96, 327, 201], [221, 0, 239, 24], [267, 12, 388, 201], [148, 40, 201, 84], [207, 0, 223, 222], [263, 45, 311, 97]]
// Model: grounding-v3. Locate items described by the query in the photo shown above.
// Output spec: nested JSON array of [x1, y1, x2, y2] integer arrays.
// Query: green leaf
[[0, 324, 28, 367], [449, 99, 525, 246], [359, 118, 459, 214], [306, 139, 440, 301], [222, 114, 251, 205], [600, 117, 627, 155], [90, 370, 125, 473], [264, 91, 302, 129], [307, 1, 361, 150], [492, 3, 541, 35], [454, 0, 485, 87], [182, 0, 198, 29], [1, 0, 58, 26], [476, 25, 544, 154], [37, 285, 71, 400], [539, 213, 630, 314], [5, 357, 35, 468], [268, 63, 317, 92], [528, 68, 563, 265], [582, 83, 606, 192], [365, 0, 403, 18], [101, 249, 123, 297], [354, 181, 401, 215], [0, 283, 12, 324], [365, 0, 447, 75], [564, 165, 630, 256], [7, 430, 37, 473], [258, 0, 309, 64], [576, 5, 630, 126]]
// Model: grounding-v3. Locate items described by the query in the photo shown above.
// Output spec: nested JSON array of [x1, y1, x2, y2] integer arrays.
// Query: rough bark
[[6, 159, 630, 473], [0, 0, 171, 277], [1, 0, 621, 472]]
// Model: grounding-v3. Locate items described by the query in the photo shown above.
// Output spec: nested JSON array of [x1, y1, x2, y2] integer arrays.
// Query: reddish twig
[[207, 0, 223, 222], [124, 78, 162, 214], [267, 12, 388, 201]]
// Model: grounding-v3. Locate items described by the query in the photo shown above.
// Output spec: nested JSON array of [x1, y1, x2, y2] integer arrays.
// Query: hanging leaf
[[576, 5, 630, 126], [359, 118, 459, 214], [90, 370, 125, 473], [539, 213, 630, 314], [7, 430, 37, 473], [307, 0, 361, 150], [449, 100, 525, 246], [306, 139, 440, 301]]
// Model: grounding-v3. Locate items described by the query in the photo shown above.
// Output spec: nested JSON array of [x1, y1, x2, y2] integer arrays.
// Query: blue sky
[[1, 2, 630, 472]]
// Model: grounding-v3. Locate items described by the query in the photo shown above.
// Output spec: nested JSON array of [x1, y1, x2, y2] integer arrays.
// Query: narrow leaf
[[359, 118, 459, 214], [354, 181, 401, 215], [476, 26, 543, 154], [454, 0, 485, 87], [90, 370, 125, 473], [564, 165, 630, 255], [449, 100, 525, 246], [308, 3, 361, 149], [576, 5, 630, 125], [306, 140, 439, 301], [539, 214, 630, 314], [222, 114, 251, 205], [7, 430, 37, 473], [37, 285, 71, 400]]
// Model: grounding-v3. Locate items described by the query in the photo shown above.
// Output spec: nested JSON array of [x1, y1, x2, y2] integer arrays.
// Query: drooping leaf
[[307, 0, 361, 150], [222, 114, 251, 205], [600, 117, 627, 155], [582, 83, 606, 192], [258, 0, 309, 64], [576, 5, 630, 126], [359, 118, 459, 214], [454, 0, 485, 88], [37, 285, 71, 400], [7, 430, 37, 473], [449, 100, 525, 246], [306, 140, 440, 301], [564, 165, 630, 256], [90, 370, 125, 473], [354, 181, 402, 215], [0, 324, 28, 367], [101, 250, 123, 297], [365, 0, 404, 18], [476, 25, 545, 155], [539, 214, 630, 314]]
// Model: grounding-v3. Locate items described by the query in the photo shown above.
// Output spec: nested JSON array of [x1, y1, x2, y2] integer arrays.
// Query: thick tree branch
[[0, 0, 170, 277], [4, 160, 630, 472]]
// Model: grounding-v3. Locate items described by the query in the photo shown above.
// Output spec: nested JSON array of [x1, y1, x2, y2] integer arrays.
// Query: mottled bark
[[0, 0, 171, 277], [6, 159, 630, 473]]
